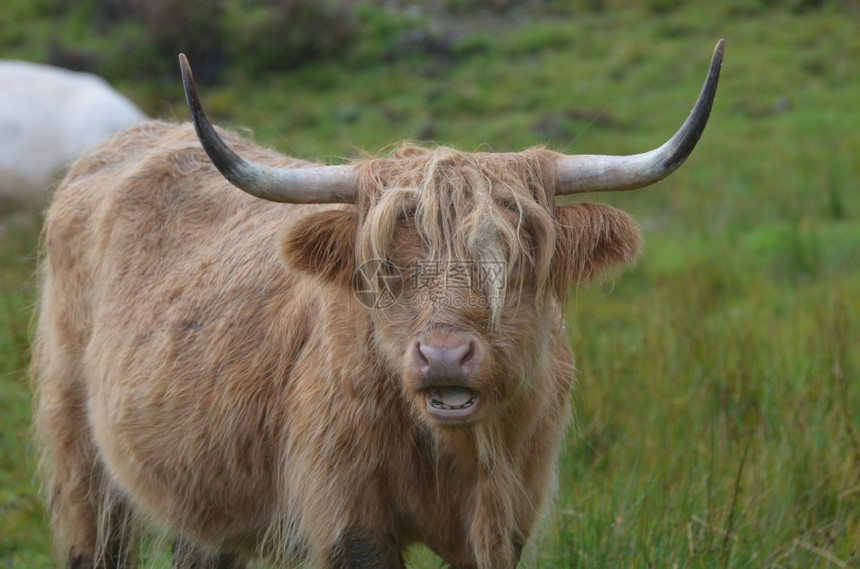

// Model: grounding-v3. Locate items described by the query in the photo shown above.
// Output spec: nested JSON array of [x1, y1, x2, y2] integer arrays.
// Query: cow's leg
[[35, 345, 136, 569], [325, 528, 405, 569], [172, 538, 244, 569], [47, 422, 135, 569], [66, 519, 135, 569]]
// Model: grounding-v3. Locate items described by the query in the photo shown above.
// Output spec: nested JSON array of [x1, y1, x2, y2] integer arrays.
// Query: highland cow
[[32, 41, 723, 568]]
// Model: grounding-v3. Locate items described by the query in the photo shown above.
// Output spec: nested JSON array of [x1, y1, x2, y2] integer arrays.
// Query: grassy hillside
[[1, 1, 858, 567]]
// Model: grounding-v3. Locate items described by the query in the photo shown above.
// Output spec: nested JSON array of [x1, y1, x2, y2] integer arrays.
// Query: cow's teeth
[[430, 397, 476, 411]]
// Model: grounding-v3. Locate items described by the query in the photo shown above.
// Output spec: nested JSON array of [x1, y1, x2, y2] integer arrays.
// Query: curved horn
[[556, 39, 724, 195], [179, 54, 357, 204]]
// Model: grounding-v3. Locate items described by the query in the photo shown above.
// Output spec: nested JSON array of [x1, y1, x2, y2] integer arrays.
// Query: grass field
[[1, 1, 858, 567]]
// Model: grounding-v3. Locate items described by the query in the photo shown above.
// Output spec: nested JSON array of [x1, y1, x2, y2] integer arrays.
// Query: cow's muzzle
[[410, 334, 483, 424]]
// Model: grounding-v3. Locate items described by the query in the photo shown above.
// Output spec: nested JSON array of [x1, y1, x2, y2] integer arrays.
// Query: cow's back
[[43, 121, 320, 344]]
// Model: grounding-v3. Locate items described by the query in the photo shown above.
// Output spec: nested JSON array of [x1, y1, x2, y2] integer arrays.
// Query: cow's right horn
[[179, 54, 357, 204]]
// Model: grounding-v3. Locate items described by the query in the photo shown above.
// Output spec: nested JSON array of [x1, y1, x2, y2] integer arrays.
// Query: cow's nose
[[413, 338, 476, 380]]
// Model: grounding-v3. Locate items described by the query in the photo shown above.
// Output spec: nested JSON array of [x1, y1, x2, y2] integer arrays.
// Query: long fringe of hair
[[353, 143, 560, 329]]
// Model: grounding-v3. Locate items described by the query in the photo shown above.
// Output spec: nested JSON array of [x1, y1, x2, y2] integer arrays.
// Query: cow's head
[[179, 40, 723, 427]]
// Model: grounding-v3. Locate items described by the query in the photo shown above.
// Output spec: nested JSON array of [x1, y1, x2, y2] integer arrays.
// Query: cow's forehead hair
[[353, 144, 561, 326]]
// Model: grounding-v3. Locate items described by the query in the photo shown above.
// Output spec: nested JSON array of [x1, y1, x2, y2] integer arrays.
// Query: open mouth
[[425, 386, 480, 423]]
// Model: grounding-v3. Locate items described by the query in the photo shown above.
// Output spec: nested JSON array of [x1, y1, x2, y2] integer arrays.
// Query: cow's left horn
[[555, 39, 724, 195], [179, 54, 357, 204]]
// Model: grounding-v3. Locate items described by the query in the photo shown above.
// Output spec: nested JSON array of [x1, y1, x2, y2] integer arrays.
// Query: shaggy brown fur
[[32, 121, 641, 568]]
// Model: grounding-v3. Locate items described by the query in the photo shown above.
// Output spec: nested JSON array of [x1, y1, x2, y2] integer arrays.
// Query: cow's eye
[[497, 197, 518, 211], [397, 206, 416, 222]]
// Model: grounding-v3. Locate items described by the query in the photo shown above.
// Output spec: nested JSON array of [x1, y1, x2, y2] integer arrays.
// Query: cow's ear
[[552, 203, 642, 290], [281, 209, 358, 288]]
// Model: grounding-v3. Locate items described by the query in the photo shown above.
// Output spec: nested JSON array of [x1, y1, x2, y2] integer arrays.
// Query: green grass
[[2, 1, 859, 567]]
